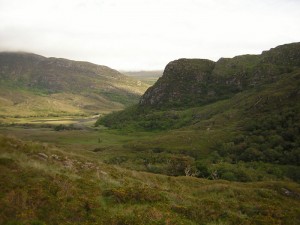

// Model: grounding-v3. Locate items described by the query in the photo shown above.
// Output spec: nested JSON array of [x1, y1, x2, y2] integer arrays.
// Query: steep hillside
[[97, 42, 300, 180], [1, 44, 300, 225], [99, 42, 300, 126], [140, 42, 300, 108], [0, 52, 149, 116], [140, 59, 216, 107]]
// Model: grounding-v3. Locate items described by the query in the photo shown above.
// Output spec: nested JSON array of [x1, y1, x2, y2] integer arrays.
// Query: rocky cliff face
[[140, 42, 300, 108], [140, 59, 215, 107]]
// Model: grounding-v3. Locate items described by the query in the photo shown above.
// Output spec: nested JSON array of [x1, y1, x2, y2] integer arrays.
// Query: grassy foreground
[[0, 123, 300, 224]]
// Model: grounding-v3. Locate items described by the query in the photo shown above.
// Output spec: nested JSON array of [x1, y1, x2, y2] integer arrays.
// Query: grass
[[0, 96, 299, 224], [0, 85, 127, 117], [1, 43, 300, 224], [0, 112, 298, 181], [0, 133, 299, 225], [94, 69, 300, 179]]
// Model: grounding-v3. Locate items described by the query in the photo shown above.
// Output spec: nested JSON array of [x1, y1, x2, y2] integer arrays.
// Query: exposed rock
[[51, 154, 60, 160], [139, 42, 300, 109], [140, 59, 215, 107], [63, 160, 74, 169], [281, 188, 300, 199], [37, 152, 48, 160]]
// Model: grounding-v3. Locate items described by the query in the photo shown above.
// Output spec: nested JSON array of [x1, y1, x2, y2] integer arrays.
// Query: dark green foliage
[[167, 155, 194, 176], [217, 106, 300, 166], [100, 91, 141, 107], [54, 124, 82, 131], [0, 158, 16, 168], [96, 42, 300, 184], [96, 105, 193, 130], [194, 161, 210, 178]]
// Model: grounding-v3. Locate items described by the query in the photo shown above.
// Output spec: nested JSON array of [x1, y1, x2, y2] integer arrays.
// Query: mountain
[[1, 44, 300, 225], [140, 43, 300, 108], [0, 52, 150, 117], [97, 42, 300, 177]]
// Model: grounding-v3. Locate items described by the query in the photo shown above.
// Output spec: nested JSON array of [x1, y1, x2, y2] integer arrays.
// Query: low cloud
[[0, 0, 299, 70]]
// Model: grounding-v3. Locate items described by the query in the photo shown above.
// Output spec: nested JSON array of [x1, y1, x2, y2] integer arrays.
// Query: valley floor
[[0, 116, 299, 225]]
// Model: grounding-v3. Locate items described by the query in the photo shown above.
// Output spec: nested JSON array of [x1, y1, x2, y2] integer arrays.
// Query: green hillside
[[139, 43, 300, 108], [0, 52, 150, 117], [97, 42, 300, 181], [1, 134, 300, 225], [0, 43, 300, 225]]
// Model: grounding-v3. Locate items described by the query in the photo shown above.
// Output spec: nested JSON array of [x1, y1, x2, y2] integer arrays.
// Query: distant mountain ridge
[[122, 70, 163, 78], [122, 70, 163, 85], [140, 42, 300, 108], [0, 52, 149, 116], [0, 52, 148, 93]]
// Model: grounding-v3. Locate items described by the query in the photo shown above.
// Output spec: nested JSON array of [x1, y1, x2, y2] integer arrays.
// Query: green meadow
[[0, 110, 299, 224]]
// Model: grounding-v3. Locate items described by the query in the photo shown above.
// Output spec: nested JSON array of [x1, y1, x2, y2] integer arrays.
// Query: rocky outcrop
[[140, 42, 300, 108], [140, 59, 215, 107]]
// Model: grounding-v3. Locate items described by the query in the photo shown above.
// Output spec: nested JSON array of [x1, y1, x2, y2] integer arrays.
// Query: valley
[[122, 70, 163, 85], [1, 115, 300, 225], [0, 43, 300, 225]]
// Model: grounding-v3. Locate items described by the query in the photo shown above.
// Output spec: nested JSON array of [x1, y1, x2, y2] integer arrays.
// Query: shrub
[[103, 186, 166, 203]]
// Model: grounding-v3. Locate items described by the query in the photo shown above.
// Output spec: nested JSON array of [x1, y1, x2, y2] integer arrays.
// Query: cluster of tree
[[97, 105, 192, 131], [216, 107, 300, 166], [54, 124, 82, 131]]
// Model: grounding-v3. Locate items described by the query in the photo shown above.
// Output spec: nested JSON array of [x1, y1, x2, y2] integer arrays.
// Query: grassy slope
[[0, 53, 150, 117], [97, 68, 299, 132], [2, 71, 299, 181], [0, 134, 299, 225], [0, 70, 299, 223], [1, 45, 300, 224], [0, 85, 124, 117], [95, 69, 300, 182]]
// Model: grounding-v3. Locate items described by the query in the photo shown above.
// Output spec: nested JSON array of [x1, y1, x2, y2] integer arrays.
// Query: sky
[[0, 0, 299, 70]]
